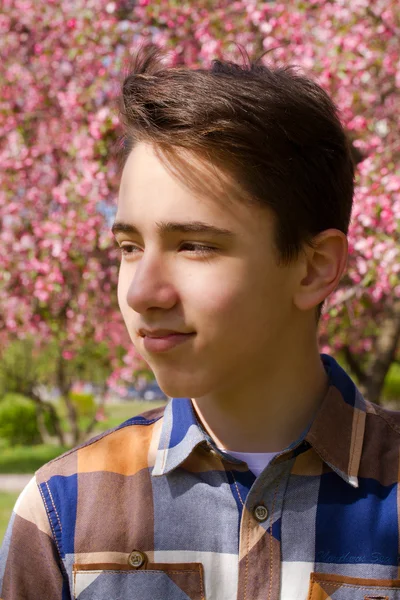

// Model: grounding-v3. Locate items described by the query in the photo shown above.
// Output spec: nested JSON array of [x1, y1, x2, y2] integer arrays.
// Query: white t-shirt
[[217, 448, 278, 477]]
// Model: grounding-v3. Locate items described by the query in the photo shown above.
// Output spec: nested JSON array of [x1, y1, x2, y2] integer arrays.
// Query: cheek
[[186, 262, 291, 333], [183, 268, 249, 323]]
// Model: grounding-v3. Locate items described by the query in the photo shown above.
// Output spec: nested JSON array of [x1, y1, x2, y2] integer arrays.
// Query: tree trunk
[[30, 390, 66, 446], [35, 404, 53, 445], [63, 393, 80, 446], [56, 350, 80, 445], [84, 382, 108, 441], [344, 298, 400, 404], [45, 400, 67, 446]]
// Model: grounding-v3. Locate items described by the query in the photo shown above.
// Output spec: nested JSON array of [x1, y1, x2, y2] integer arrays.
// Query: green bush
[[383, 364, 400, 402], [0, 394, 41, 446], [69, 392, 96, 418]]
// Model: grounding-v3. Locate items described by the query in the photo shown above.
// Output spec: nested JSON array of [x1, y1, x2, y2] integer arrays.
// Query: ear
[[293, 229, 348, 312]]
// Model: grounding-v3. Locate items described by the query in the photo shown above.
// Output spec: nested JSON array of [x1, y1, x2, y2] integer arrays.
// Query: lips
[[138, 328, 195, 353], [138, 328, 192, 338]]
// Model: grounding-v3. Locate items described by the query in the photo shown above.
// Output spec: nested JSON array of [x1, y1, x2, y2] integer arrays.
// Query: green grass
[[55, 399, 167, 433], [73, 399, 167, 434], [0, 445, 70, 474], [92, 400, 167, 431], [0, 401, 167, 474], [0, 492, 19, 546]]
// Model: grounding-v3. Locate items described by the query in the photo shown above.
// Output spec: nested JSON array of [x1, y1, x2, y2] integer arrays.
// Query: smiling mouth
[[138, 326, 196, 337], [141, 331, 196, 353]]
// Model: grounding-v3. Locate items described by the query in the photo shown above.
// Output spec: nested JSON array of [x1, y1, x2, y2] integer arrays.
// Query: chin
[[154, 371, 212, 400]]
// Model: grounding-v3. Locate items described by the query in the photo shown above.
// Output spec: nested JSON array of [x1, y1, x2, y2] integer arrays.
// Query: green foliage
[[69, 392, 96, 418], [65, 339, 115, 389], [0, 392, 57, 446], [383, 363, 400, 402], [0, 444, 70, 474], [0, 336, 65, 396], [0, 402, 166, 475], [0, 337, 42, 397], [0, 394, 41, 446]]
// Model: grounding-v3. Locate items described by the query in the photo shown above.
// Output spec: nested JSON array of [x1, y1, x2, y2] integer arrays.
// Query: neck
[[191, 336, 328, 453]]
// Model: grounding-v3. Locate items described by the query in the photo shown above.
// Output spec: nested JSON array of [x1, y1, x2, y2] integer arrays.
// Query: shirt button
[[128, 550, 147, 569], [253, 504, 269, 522]]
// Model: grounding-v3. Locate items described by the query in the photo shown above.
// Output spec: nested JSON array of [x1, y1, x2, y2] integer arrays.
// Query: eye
[[114, 241, 218, 258], [116, 243, 141, 257], [179, 242, 218, 254]]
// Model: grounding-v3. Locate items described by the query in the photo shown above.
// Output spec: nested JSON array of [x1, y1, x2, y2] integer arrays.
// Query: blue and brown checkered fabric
[[1, 354, 400, 599]]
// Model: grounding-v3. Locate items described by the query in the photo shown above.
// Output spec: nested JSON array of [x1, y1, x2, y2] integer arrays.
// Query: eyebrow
[[111, 220, 234, 238]]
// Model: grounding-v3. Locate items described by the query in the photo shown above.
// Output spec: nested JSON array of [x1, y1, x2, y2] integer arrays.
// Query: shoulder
[[36, 403, 167, 486], [31, 404, 166, 560]]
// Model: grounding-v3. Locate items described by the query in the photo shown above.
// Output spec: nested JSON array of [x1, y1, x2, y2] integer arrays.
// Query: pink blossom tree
[[0, 0, 147, 444], [0, 0, 399, 438]]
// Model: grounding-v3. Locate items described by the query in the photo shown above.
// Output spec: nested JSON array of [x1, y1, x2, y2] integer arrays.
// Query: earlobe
[[293, 230, 348, 312]]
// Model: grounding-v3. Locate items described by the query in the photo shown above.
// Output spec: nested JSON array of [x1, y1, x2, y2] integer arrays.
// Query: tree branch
[[343, 345, 367, 384]]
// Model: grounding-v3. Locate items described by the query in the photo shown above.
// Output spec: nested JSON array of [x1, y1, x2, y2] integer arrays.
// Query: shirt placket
[[236, 460, 292, 600]]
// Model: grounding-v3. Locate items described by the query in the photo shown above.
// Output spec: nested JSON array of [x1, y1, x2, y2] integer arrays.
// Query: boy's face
[[115, 142, 302, 398]]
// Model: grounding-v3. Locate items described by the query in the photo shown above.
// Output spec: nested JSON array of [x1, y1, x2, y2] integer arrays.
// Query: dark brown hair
[[118, 45, 355, 317]]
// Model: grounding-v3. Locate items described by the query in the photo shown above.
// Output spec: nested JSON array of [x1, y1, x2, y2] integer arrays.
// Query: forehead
[[118, 142, 274, 234], [120, 142, 195, 204]]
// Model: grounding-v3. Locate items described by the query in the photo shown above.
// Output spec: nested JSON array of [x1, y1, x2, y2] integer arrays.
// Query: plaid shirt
[[1, 354, 400, 600]]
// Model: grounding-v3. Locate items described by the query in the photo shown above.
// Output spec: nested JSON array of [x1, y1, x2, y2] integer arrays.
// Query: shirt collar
[[304, 354, 366, 488], [152, 394, 213, 477], [152, 354, 367, 488]]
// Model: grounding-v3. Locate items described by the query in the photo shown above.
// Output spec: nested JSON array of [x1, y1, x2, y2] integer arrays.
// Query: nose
[[126, 250, 178, 314]]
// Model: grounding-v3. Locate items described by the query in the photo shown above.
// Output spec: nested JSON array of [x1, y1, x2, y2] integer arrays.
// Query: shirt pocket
[[72, 561, 205, 600], [308, 572, 400, 600]]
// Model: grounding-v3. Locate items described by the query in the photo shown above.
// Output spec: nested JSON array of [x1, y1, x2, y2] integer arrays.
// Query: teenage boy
[[1, 46, 399, 600]]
